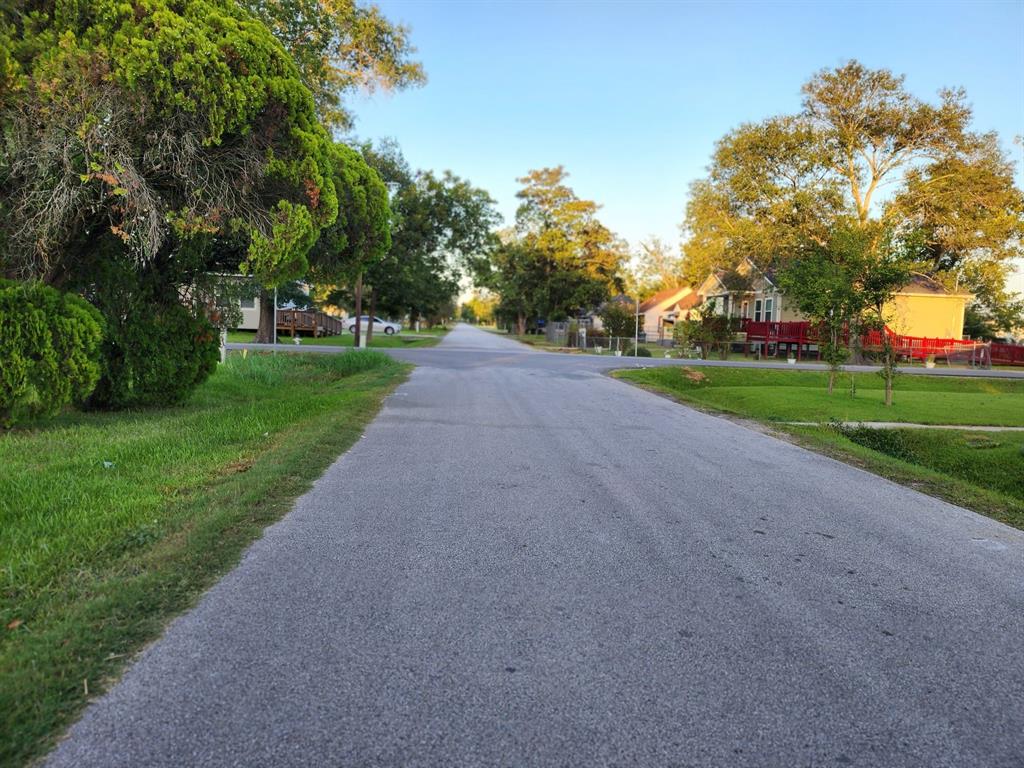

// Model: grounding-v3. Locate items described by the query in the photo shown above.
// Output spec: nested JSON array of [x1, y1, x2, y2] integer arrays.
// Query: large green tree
[[625, 236, 685, 298], [258, 141, 391, 343], [355, 141, 500, 330], [244, 0, 425, 130], [0, 0, 338, 286], [682, 61, 1024, 327], [0, 0, 339, 402], [487, 167, 626, 331]]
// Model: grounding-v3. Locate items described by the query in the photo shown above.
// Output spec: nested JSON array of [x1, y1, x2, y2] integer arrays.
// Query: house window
[[754, 299, 763, 322], [764, 298, 774, 322], [240, 296, 255, 309]]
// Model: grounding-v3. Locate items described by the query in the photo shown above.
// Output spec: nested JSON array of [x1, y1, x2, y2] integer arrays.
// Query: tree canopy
[[356, 141, 500, 324], [244, 0, 425, 130], [484, 166, 626, 332], [0, 0, 339, 289], [681, 60, 1024, 328]]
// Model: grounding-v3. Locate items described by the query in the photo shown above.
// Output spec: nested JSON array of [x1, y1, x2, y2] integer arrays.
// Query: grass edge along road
[[0, 352, 410, 767], [615, 366, 1024, 531], [226, 328, 445, 349]]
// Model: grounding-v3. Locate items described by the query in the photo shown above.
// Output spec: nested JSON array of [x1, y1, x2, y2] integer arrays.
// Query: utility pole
[[634, 296, 639, 358]]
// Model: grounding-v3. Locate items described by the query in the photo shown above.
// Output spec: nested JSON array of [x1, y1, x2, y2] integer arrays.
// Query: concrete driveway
[[48, 324, 1024, 767]]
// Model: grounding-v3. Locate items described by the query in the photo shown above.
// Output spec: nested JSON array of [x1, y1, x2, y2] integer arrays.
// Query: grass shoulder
[[613, 365, 1024, 529], [227, 330, 442, 348], [0, 352, 409, 766], [614, 366, 1024, 426]]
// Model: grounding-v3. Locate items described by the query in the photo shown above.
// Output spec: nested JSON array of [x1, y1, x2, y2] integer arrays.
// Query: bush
[[598, 301, 636, 338], [88, 301, 219, 409], [835, 424, 916, 462], [0, 280, 104, 426], [624, 345, 653, 357]]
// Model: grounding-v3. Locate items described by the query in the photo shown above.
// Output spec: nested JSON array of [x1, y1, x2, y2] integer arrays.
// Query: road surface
[[48, 325, 1024, 767]]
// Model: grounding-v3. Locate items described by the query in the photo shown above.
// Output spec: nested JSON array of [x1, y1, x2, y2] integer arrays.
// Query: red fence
[[992, 342, 1024, 366], [739, 318, 1024, 366]]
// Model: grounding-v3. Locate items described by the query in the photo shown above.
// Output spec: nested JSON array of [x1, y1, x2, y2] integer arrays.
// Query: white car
[[347, 316, 401, 335]]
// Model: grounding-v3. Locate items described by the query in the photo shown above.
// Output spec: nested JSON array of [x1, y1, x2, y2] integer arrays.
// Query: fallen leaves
[[681, 367, 707, 383]]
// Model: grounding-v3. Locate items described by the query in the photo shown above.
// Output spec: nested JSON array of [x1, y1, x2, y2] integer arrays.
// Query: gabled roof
[[639, 285, 694, 313], [899, 273, 972, 297]]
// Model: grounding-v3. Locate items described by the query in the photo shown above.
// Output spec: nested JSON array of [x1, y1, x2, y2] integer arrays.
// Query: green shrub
[[88, 301, 220, 409], [835, 424, 916, 462], [0, 280, 104, 426], [624, 345, 653, 357]]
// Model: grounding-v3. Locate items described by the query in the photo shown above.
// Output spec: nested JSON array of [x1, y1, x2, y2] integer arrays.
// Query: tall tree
[[0, 0, 338, 287], [287, 141, 391, 345], [682, 61, 1023, 327], [244, 0, 425, 130], [489, 166, 625, 327], [626, 236, 685, 297], [358, 142, 500, 328]]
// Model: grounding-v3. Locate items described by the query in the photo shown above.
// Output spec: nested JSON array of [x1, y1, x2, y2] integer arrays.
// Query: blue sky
[[350, 0, 1024, 290]]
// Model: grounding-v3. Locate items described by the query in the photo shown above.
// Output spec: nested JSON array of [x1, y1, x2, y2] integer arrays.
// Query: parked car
[[347, 316, 401, 335]]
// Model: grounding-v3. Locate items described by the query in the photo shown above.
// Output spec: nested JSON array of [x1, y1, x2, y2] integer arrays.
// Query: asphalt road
[[48, 325, 1024, 767]]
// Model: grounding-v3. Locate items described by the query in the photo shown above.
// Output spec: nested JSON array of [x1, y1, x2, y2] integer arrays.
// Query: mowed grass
[[0, 352, 409, 767], [614, 366, 1024, 426], [614, 366, 1024, 527], [784, 426, 1024, 529], [227, 329, 444, 348]]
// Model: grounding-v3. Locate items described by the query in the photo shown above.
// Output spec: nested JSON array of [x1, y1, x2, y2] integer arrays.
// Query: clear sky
[[350, 0, 1024, 293]]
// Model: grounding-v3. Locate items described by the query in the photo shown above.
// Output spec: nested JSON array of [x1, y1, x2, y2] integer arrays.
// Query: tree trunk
[[255, 288, 275, 343], [353, 273, 363, 348], [885, 374, 893, 407], [827, 370, 835, 395], [366, 289, 376, 344], [516, 313, 526, 336]]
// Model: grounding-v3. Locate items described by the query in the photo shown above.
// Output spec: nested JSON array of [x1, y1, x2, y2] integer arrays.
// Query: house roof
[[639, 285, 694, 313], [899, 273, 972, 297]]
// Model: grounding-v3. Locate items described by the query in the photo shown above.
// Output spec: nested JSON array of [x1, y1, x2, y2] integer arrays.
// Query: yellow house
[[885, 274, 972, 339], [697, 259, 973, 339]]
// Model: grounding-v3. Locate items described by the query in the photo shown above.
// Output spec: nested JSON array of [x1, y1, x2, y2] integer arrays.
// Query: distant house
[[696, 258, 973, 340], [696, 258, 795, 324], [637, 285, 700, 341]]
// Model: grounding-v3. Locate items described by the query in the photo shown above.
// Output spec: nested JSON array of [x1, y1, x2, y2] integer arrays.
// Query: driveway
[[48, 324, 1024, 767]]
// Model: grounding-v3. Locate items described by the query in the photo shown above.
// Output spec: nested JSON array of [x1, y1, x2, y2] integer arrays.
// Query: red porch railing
[[739, 318, 1024, 366], [992, 342, 1024, 367]]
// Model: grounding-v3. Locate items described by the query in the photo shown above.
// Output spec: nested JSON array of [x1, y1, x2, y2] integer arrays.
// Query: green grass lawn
[[783, 426, 1024, 529], [226, 329, 442, 348], [615, 366, 1024, 426], [0, 352, 409, 766], [614, 366, 1024, 527]]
